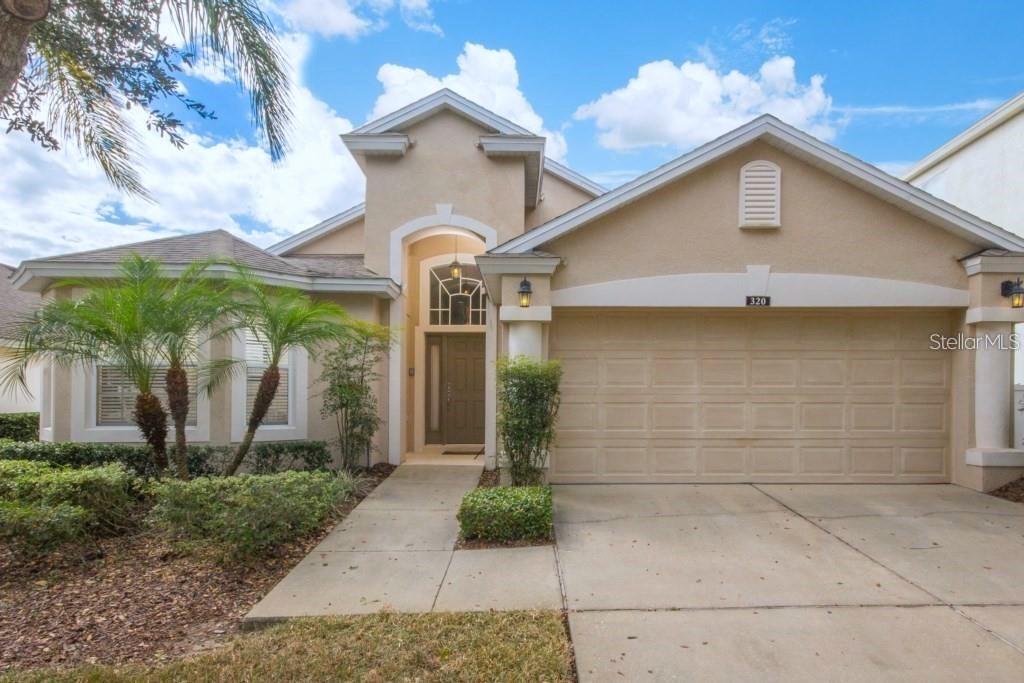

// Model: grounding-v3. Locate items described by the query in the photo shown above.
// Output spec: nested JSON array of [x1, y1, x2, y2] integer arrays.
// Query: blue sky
[[1, 0, 1022, 264]]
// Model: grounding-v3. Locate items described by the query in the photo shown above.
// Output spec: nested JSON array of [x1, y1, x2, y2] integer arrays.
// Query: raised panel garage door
[[549, 310, 954, 483]]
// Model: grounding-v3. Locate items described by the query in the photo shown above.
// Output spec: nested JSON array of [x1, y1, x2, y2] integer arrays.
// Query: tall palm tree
[[1, 256, 171, 469], [222, 269, 352, 476], [152, 260, 239, 479]]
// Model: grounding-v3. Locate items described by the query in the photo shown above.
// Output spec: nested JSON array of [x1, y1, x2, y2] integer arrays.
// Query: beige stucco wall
[[306, 293, 389, 465], [293, 218, 366, 256], [525, 171, 595, 230], [362, 110, 527, 276], [547, 140, 977, 291]]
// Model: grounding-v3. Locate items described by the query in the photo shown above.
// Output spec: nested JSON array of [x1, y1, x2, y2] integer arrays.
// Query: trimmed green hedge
[[0, 460, 139, 556], [0, 412, 39, 442], [0, 439, 333, 478], [148, 470, 364, 560], [0, 501, 93, 556], [457, 486, 553, 543]]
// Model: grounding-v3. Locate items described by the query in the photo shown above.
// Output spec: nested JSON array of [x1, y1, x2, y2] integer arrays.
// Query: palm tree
[[222, 270, 352, 476], [0, 0, 291, 196], [1, 256, 171, 469], [151, 260, 239, 479]]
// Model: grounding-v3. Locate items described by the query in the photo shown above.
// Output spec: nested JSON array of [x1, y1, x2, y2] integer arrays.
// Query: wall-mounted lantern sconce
[[518, 277, 533, 308], [1001, 278, 1024, 309]]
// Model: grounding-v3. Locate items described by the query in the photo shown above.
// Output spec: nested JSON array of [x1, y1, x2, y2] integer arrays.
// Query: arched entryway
[[385, 209, 498, 465]]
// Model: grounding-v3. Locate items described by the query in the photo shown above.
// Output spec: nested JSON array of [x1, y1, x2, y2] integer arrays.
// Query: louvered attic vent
[[739, 160, 781, 228]]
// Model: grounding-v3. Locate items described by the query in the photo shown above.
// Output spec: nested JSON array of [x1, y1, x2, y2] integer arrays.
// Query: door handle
[[446, 382, 452, 405]]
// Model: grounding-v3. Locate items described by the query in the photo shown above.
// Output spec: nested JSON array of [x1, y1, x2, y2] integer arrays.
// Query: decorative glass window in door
[[429, 263, 487, 325]]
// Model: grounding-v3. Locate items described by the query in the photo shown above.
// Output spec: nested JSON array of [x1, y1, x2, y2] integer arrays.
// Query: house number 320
[[746, 296, 771, 307]]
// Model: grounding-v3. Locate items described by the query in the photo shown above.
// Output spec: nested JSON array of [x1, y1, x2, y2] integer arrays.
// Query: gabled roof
[[267, 203, 365, 256], [270, 90, 606, 257], [350, 88, 532, 136], [904, 91, 1024, 181], [492, 114, 1024, 254], [12, 230, 397, 298]]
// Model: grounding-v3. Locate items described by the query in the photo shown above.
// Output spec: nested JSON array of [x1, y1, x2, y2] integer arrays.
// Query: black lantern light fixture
[[518, 277, 533, 308], [449, 234, 462, 280], [1001, 278, 1024, 309]]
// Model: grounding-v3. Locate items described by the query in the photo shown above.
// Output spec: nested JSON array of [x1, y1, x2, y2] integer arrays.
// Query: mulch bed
[[454, 467, 553, 550], [989, 476, 1024, 504], [0, 463, 395, 673]]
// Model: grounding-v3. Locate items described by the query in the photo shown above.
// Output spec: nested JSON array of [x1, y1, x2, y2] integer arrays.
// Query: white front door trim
[[388, 204, 499, 284]]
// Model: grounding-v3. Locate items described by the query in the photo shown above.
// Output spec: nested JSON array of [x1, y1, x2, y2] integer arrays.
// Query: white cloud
[[0, 33, 365, 264], [574, 55, 834, 151], [371, 42, 568, 162], [273, 0, 441, 39], [398, 0, 442, 35], [834, 99, 1001, 115]]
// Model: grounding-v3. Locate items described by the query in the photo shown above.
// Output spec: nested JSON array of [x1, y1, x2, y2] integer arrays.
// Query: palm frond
[[40, 47, 149, 198], [164, 0, 292, 160]]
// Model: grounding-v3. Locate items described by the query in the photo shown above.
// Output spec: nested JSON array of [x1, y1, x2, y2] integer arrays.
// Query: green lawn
[[4, 611, 574, 682]]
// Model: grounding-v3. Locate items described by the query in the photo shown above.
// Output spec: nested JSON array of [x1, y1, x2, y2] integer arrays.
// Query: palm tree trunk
[[133, 391, 168, 472], [0, 2, 48, 103], [223, 365, 280, 476], [165, 363, 190, 480]]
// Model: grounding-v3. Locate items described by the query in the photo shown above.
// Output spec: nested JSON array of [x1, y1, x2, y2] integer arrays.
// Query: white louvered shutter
[[245, 332, 290, 425], [96, 366, 197, 426], [739, 160, 781, 227]]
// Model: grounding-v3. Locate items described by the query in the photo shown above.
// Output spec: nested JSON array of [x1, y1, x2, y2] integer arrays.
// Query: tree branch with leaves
[[0, 0, 292, 196]]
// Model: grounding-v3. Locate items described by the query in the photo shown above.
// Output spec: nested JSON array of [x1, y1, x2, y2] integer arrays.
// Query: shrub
[[0, 412, 39, 441], [0, 501, 92, 556], [0, 441, 218, 478], [0, 461, 138, 533], [149, 470, 364, 559], [319, 322, 391, 470], [497, 357, 562, 486], [457, 486, 553, 543], [248, 441, 333, 474]]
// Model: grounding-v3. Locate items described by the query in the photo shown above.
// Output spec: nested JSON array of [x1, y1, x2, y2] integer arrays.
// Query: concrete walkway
[[563, 484, 1024, 682], [245, 464, 561, 624]]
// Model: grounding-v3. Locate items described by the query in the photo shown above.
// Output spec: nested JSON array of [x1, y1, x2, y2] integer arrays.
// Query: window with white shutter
[[244, 332, 290, 425], [96, 366, 197, 427], [739, 160, 781, 228]]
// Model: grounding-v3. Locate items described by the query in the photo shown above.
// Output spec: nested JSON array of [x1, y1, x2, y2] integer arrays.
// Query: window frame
[[230, 331, 308, 442]]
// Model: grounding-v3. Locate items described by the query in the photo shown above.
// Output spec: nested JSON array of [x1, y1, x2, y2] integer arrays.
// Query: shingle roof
[[0, 263, 40, 339], [31, 230, 378, 278]]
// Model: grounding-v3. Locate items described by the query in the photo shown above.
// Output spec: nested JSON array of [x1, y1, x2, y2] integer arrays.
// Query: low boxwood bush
[[0, 439, 334, 478], [0, 412, 39, 441], [0, 460, 138, 533], [0, 501, 93, 556], [149, 470, 365, 560], [457, 486, 553, 543], [248, 440, 332, 474]]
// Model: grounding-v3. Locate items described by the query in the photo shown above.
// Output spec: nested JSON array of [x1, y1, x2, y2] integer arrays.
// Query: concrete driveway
[[556, 484, 1024, 682]]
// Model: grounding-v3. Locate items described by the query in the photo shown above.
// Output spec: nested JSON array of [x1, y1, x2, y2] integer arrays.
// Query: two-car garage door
[[549, 310, 954, 483]]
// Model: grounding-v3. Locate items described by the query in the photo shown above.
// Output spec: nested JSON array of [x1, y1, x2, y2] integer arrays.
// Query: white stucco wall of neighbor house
[[911, 111, 1024, 236]]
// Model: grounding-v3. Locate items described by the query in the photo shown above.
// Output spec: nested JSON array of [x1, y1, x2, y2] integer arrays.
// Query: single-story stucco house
[[11, 88, 1024, 491]]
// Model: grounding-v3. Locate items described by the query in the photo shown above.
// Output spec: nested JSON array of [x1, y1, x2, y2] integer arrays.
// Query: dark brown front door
[[426, 334, 485, 445]]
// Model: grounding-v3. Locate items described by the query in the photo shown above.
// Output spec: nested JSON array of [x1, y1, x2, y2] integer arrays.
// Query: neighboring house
[[0, 263, 40, 414], [12, 88, 1024, 491], [904, 91, 1024, 235]]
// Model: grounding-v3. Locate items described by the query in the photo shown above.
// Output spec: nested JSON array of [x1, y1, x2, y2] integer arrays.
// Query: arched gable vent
[[739, 160, 781, 228]]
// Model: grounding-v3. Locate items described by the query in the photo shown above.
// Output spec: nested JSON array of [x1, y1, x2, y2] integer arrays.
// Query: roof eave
[[268, 203, 366, 256], [12, 261, 399, 299], [903, 92, 1024, 181]]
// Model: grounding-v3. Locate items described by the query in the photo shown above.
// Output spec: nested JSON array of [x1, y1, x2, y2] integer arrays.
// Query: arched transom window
[[429, 263, 487, 325]]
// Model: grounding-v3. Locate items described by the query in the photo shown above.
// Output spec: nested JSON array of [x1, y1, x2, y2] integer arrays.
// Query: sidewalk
[[245, 464, 561, 626]]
